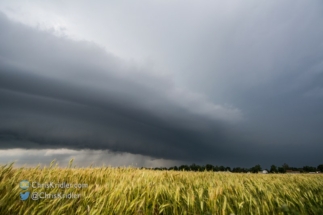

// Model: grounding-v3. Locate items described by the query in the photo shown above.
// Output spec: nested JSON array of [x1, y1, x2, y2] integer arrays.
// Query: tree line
[[144, 163, 323, 173]]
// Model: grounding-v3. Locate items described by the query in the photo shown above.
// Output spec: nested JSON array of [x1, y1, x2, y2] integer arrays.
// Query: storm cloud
[[0, 1, 323, 168]]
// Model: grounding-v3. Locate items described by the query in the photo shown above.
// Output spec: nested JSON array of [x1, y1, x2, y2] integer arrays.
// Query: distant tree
[[250, 164, 262, 173], [225, 167, 231, 172], [190, 163, 197, 171], [270, 165, 277, 173], [213, 166, 220, 172], [302, 166, 317, 172], [278, 167, 286, 173], [282, 163, 289, 171], [232, 167, 241, 173], [179, 165, 189, 171], [232, 167, 247, 173], [205, 164, 214, 171], [219, 166, 225, 171], [289, 166, 299, 171], [317, 164, 323, 172]]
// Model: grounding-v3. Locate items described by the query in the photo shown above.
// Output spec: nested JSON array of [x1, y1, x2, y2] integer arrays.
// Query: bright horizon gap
[[0, 149, 321, 171]]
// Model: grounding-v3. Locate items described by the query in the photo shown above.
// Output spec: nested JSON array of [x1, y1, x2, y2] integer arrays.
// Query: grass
[[1, 161, 323, 215]]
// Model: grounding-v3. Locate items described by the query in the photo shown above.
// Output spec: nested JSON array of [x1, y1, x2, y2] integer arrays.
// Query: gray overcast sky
[[0, 1, 322, 168]]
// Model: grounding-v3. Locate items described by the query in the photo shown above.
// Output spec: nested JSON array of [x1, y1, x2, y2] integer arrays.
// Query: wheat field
[[1, 161, 323, 215]]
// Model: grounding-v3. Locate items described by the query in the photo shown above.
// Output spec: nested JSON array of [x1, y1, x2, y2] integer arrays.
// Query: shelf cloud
[[1, 0, 323, 167]]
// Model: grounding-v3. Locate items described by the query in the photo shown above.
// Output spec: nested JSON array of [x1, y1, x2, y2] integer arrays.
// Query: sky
[[0, 0, 323, 169]]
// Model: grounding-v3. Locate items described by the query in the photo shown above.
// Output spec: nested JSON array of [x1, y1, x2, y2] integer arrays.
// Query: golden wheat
[[0, 161, 322, 215]]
